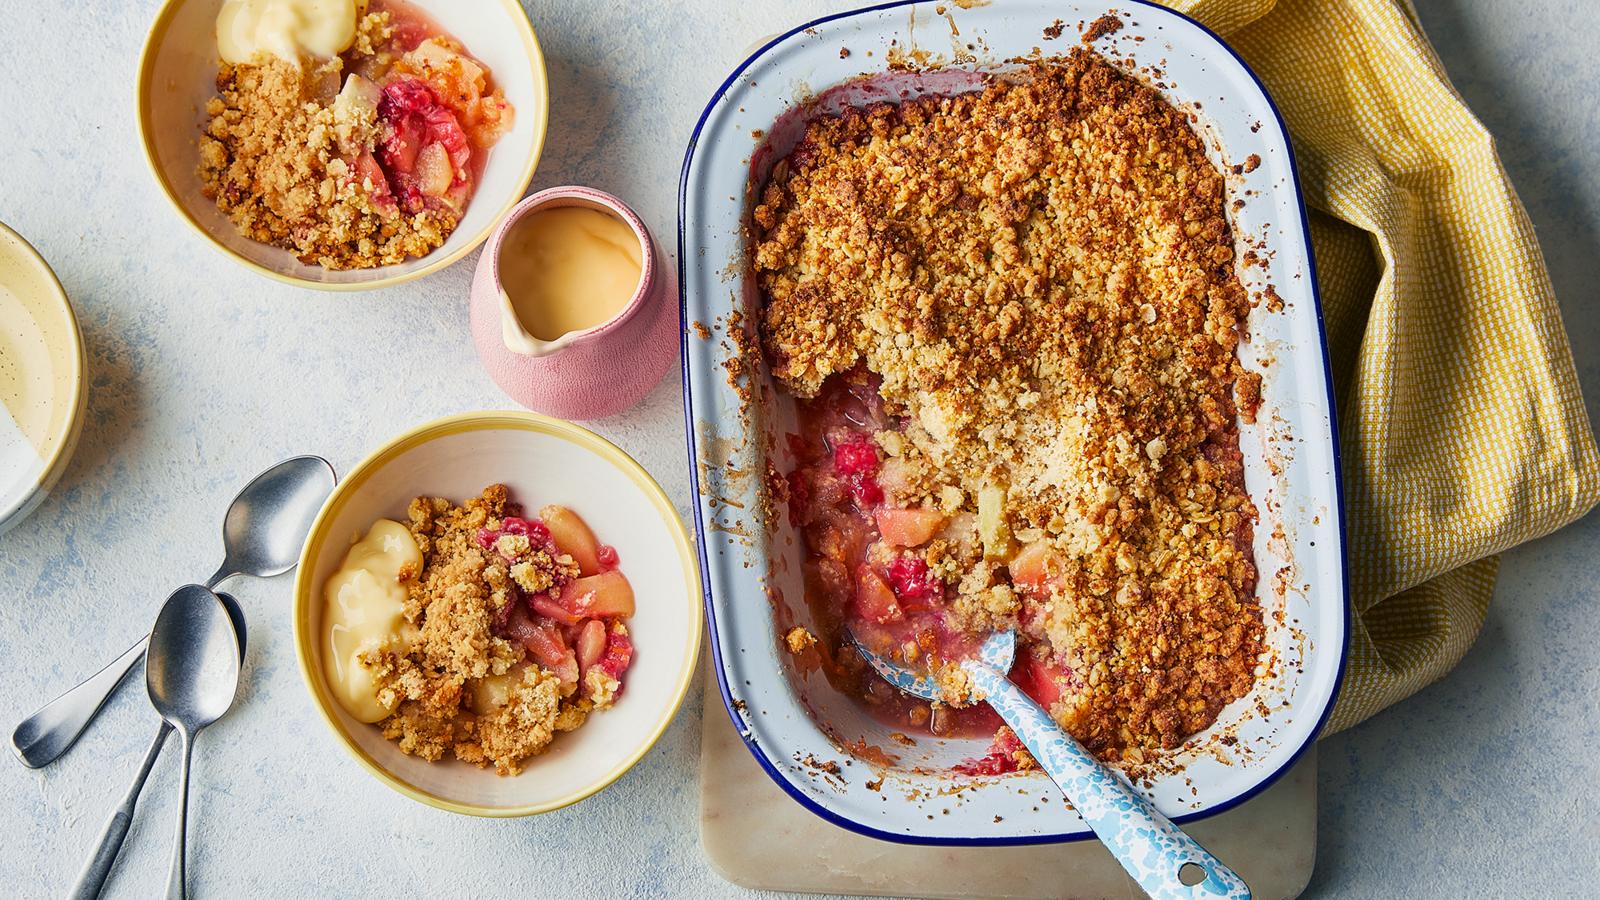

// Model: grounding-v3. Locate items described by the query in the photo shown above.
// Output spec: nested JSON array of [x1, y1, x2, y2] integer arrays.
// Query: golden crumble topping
[[197, 7, 513, 270], [755, 50, 1264, 759], [367, 486, 612, 775], [197, 15, 457, 268], [784, 626, 818, 653]]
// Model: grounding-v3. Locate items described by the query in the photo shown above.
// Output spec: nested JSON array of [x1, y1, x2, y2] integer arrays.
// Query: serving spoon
[[853, 629, 1251, 900], [67, 588, 247, 900], [10, 455, 333, 768]]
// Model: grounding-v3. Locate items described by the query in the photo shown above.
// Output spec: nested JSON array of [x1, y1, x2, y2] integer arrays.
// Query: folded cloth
[[1159, 0, 1600, 731]]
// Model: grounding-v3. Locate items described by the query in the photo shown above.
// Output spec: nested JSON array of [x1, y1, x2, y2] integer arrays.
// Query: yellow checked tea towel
[[1161, 0, 1600, 731]]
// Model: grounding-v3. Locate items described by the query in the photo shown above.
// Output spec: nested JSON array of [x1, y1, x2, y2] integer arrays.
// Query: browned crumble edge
[[1083, 13, 1124, 43], [362, 485, 617, 776], [751, 49, 1264, 761]]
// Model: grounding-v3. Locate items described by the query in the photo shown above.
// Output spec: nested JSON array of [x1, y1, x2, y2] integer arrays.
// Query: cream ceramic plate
[[137, 0, 548, 290], [293, 412, 702, 816], [0, 222, 84, 536]]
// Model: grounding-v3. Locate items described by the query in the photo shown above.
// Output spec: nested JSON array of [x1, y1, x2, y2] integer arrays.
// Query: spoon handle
[[11, 636, 149, 768], [165, 730, 195, 900], [68, 721, 172, 900], [10, 572, 231, 770], [964, 663, 1251, 900]]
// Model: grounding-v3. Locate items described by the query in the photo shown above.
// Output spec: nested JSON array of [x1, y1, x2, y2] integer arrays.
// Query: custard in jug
[[500, 207, 644, 342]]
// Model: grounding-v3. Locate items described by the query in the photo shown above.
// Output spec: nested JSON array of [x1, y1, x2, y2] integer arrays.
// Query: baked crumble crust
[[367, 485, 611, 775], [754, 50, 1263, 758], [197, 13, 460, 269]]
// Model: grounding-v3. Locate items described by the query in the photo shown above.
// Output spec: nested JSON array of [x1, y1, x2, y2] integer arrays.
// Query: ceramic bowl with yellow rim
[[293, 412, 701, 816], [0, 222, 85, 536], [137, 0, 548, 291]]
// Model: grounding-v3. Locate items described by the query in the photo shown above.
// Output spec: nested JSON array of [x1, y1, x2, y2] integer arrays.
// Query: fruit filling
[[198, 0, 514, 269], [322, 485, 635, 776]]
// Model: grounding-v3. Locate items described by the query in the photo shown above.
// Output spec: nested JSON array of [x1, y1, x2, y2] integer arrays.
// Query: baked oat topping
[[356, 486, 633, 775], [756, 49, 1263, 761], [197, 2, 513, 269]]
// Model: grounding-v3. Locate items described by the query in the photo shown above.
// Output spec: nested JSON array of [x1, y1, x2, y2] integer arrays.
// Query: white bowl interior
[[683, 0, 1346, 843], [141, 0, 544, 286], [300, 421, 698, 811]]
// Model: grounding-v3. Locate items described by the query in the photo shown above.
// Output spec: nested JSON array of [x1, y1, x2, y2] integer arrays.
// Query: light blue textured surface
[[0, 2, 1594, 898]]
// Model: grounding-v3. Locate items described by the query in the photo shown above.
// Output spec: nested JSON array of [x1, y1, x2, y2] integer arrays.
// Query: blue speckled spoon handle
[[964, 662, 1251, 900]]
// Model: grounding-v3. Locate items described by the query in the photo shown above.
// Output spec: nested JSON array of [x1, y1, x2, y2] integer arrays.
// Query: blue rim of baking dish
[[677, 0, 1350, 846]]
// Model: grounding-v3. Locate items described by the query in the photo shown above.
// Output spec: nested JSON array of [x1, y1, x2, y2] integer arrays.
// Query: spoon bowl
[[853, 630, 1015, 702], [211, 456, 336, 584], [147, 584, 243, 900], [146, 586, 243, 726]]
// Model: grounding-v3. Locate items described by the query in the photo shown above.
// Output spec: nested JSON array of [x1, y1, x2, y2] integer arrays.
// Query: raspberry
[[376, 78, 471, 214], [954, 728, 1027, 776], [886, 556, 940, 603], [832, 438, 879, 476], [500, 517, 551, 546], [850, 475, 884, 507], [597, 626, 634, 682], [596, 545, 620, 569], [475, 527, 499, 551], [378, 78, 437, 117]]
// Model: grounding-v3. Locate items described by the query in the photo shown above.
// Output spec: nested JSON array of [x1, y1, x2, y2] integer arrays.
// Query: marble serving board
[[699, 674, 1316, 899]]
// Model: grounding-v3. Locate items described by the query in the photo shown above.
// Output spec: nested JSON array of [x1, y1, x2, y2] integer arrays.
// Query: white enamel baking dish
[[679, 0, 1347, 844]]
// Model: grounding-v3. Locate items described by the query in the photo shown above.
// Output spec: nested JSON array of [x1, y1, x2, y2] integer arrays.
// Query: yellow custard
[[501, 207, 644, 342], [323, 519, 421, 723], [216, 0, 357, 65]]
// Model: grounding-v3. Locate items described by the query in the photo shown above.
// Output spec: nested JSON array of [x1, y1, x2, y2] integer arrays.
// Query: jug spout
[[499, 288, 575, 358]]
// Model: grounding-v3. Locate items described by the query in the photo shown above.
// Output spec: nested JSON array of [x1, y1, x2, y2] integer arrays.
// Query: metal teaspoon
[[10, 456, 333, 768], [67, 589, 247, 900]]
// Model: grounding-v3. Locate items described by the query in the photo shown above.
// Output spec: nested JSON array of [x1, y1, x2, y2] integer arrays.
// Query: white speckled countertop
[[0, 2, 1595, 897]]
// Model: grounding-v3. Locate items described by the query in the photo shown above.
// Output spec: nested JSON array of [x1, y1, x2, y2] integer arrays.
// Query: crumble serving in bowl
[[138, 0, 546, 289], [755, 49, 1264, 769], [323, 485, 635, 775], [294, 412, 700, 816], [198, 0, 513, 269]]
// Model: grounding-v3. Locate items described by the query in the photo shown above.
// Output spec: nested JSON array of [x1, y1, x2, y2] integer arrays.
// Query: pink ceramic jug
[[470, 186, 678, 420]]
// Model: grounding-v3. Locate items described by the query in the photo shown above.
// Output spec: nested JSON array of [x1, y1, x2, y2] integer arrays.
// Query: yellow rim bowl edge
[[291, 411, 705, 817], [134, 0, 549, 292], [0, 220, 86, 523]]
